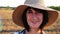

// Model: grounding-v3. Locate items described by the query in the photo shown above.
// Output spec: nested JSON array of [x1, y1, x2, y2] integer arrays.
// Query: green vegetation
[[48, 6, 60, 11], [0, 6, 60, 11], [0, 6, 11, 10], [5, 6, 11, 10]]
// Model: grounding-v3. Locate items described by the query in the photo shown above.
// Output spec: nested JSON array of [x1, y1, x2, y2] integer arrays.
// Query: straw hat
[[12, 0, 59, 28]]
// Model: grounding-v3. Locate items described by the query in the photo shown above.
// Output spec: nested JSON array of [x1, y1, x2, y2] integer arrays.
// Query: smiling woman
[[12, 0, 59, 34], [21, 7, 48, 34]]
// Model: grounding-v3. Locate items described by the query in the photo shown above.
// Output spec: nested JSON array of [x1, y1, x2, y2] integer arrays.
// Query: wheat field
[[0, 9, 60, 34]]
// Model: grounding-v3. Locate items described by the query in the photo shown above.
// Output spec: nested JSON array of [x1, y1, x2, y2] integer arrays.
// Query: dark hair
[[22, 6, 48, 32]]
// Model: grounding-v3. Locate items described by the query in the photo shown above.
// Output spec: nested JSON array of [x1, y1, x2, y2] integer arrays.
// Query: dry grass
[[0, 9, 60, 34]]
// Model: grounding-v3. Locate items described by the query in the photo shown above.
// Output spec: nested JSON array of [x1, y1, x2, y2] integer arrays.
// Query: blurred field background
[[0, 6, 60, 34]]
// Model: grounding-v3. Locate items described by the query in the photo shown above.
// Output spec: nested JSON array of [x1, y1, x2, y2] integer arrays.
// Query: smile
[[32, 21, 39, 24]]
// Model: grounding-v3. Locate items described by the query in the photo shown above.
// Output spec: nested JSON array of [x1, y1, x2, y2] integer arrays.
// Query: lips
[[32, 21, 39, 24]]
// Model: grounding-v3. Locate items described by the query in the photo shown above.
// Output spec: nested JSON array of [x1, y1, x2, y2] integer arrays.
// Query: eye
[[28, 9, 32, 13]]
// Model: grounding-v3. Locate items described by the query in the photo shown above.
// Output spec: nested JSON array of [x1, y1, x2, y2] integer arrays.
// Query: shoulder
[[42, 31, 45, 34], [12, 30, 25, 34], [12, 32, 19, 34]]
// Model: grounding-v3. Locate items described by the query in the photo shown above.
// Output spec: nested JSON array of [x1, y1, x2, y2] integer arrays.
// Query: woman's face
[[26, 8, 43, 28]]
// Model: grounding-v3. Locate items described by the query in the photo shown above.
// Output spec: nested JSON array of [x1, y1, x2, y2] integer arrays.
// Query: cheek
[[27, 14, 32, 19], [37, 15, 43, 23], [37, 14, 43, 19], [26, 14, 33, 25]]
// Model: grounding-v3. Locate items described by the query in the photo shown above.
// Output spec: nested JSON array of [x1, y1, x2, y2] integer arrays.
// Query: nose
[[32, 15, 37, 20], [33, 16, 37, 20], [31, 8, 38, 19]]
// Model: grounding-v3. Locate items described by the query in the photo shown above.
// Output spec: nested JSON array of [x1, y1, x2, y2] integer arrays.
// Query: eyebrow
[[28, 8, 32, 11]]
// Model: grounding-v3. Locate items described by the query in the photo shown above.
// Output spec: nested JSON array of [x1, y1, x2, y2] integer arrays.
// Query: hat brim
[[12, 5, 58, 28]]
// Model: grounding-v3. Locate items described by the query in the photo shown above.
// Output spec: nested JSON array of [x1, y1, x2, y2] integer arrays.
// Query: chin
[[30, 26, 39, 28]]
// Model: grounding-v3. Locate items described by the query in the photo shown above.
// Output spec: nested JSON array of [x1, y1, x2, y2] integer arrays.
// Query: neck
[[26, 28, 42, 34], [30, 28, 40, 32]]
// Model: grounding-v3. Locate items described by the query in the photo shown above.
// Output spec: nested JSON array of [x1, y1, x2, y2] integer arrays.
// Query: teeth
[[32, 21, 38, 24]]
